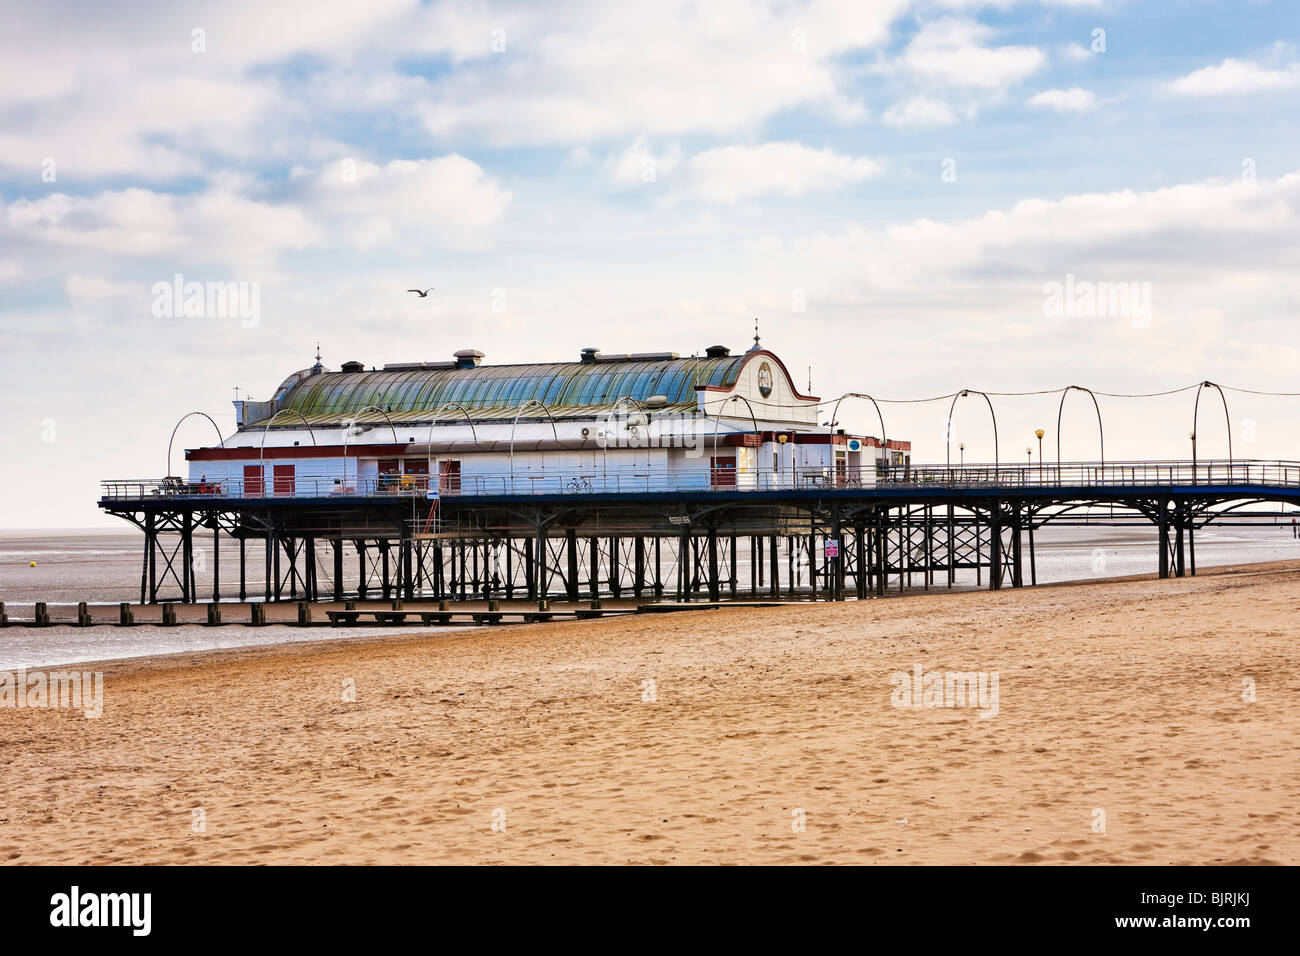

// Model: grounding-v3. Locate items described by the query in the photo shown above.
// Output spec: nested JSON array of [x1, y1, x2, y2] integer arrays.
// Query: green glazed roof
[[259, 354, 753, 426]]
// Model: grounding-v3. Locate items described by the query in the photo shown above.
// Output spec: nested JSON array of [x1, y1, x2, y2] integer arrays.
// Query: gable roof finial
[[750, 317, 761, 351]]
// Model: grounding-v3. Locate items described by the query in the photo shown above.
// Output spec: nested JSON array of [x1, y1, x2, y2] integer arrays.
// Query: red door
[[243, 464, 263, 497], [439, 460, 461, 492], [710, 456, 736, 488], [273, 464, 295, 496]]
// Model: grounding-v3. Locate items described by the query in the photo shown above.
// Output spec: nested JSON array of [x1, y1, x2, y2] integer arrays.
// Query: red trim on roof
[[187, 443, 415, 461]]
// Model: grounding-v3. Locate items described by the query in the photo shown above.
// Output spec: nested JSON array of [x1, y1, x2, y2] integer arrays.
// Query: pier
[[97, 459, 1300, 606]]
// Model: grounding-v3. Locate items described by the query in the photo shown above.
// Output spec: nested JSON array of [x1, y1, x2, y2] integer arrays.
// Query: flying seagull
[[406, 287, 434, 297]]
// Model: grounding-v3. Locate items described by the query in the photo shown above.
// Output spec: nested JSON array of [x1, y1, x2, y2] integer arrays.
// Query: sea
[[1, 524, 1297, 670]]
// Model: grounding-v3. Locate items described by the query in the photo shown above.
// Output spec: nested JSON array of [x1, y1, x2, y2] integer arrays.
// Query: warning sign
[[824, 539, 840, 559]]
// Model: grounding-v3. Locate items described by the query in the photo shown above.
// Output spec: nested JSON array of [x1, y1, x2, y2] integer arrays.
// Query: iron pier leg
[[534, 526, 548, 599], [707, 528, 720, 601], [989, 506, 1003, 591], [855, 521, 866, 599], [1028, 519, 1037, 586], [333, 540, 343, 602], [524, 537, 535, 599], [610, 536, 622, 598], [1011, 504, 1023, 588], [181, 510, 193, 603], [566, 529, 580, 602], [402, 537, 413, 601], [356, 540, 368, 600], [265, 531, 274, 603], [239, 535, 247, 603], [654, 537, 663, 599], [212, 515, 220, 603], [506, 539, 515, 598], [634, 537, 645, 598], [769, 535, 779, 599]]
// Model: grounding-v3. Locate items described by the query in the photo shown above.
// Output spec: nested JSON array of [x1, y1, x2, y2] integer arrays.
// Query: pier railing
[[100, 459, 1300, 502]]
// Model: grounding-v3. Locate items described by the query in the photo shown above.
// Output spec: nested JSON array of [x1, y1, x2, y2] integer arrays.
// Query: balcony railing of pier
[[99, 460, 1300, 503]]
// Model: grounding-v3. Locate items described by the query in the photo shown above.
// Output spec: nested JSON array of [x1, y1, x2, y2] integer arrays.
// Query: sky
[[1, 0, 1298, 527]]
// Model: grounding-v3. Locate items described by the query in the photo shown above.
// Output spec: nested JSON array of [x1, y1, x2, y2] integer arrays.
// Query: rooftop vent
[[580, 347, 601, 364], [339, 360, 365, 373], [454, 349, 485, 369], [705, 345, 731, 358]]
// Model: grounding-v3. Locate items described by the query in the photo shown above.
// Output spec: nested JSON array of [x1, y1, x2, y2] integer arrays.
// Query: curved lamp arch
[[829, 392, 889, 485], [256, 409, 318, 493], [726, 394, 760, 435], [1055, 385, 1105, 468], [425, 401, 480, 451], [1191, 381, 1232, 469], [510, 399, 560, 492], [167, 411, 226, 478], [945, 389, 999, 470], [601, 396, 654, 490], [339, 405, 399, 488]]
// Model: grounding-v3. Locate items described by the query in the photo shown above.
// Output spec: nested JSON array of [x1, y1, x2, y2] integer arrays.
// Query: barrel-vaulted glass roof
[[259, 353, 754, 426]]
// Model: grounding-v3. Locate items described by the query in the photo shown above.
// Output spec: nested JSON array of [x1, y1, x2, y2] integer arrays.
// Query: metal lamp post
[[1035, 428, 1045, 481]]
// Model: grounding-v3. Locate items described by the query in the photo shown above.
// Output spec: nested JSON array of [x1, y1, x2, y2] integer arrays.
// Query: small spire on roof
[[750, 317, 761, 351], [311, 342, 324, 374]]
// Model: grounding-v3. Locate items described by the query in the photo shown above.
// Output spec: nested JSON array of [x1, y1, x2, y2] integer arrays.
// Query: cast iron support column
[[566, 529, 580, 602], [333, 539, 343, 602]]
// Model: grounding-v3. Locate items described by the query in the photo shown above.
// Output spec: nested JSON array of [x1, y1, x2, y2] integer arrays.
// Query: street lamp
[[958, 442, 965, 469], [1189, 430, 1197, 483], [822, 419, 839, 486], [1035, 428, 1045, 480]]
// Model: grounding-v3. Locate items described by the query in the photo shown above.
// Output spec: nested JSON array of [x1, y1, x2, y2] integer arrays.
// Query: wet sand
[[2, 561, 1298, 864]]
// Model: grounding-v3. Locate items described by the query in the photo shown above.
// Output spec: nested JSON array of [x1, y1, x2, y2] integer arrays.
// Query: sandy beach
[[2, 562, 1297, 865]]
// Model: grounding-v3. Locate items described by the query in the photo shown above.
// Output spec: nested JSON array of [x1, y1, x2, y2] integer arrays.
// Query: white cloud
[[295, 156, 513, 252], [676, 143, 883, 203], [1029, 87, 1097, 112], [1, 156, 511, 278], [605, 139, 683, 187], [1165, 57, 1300, 96], [883, 95, 958, 127], [898, 17, 1045, 91], [415, 1, 912, 145], [1062, 42, 1092, 62]]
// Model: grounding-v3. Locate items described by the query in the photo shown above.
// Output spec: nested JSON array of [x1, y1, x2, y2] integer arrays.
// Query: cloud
[[675, 143, 883, 203], [1, 155, 511, 279], [882, 95, 958, 127], [1029, 87, 1097, 112], [1165, 57, 1300, 96], [897, 17, 1045, 91], [414, 1, 911, 145], [294, 156, 513, 252]]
